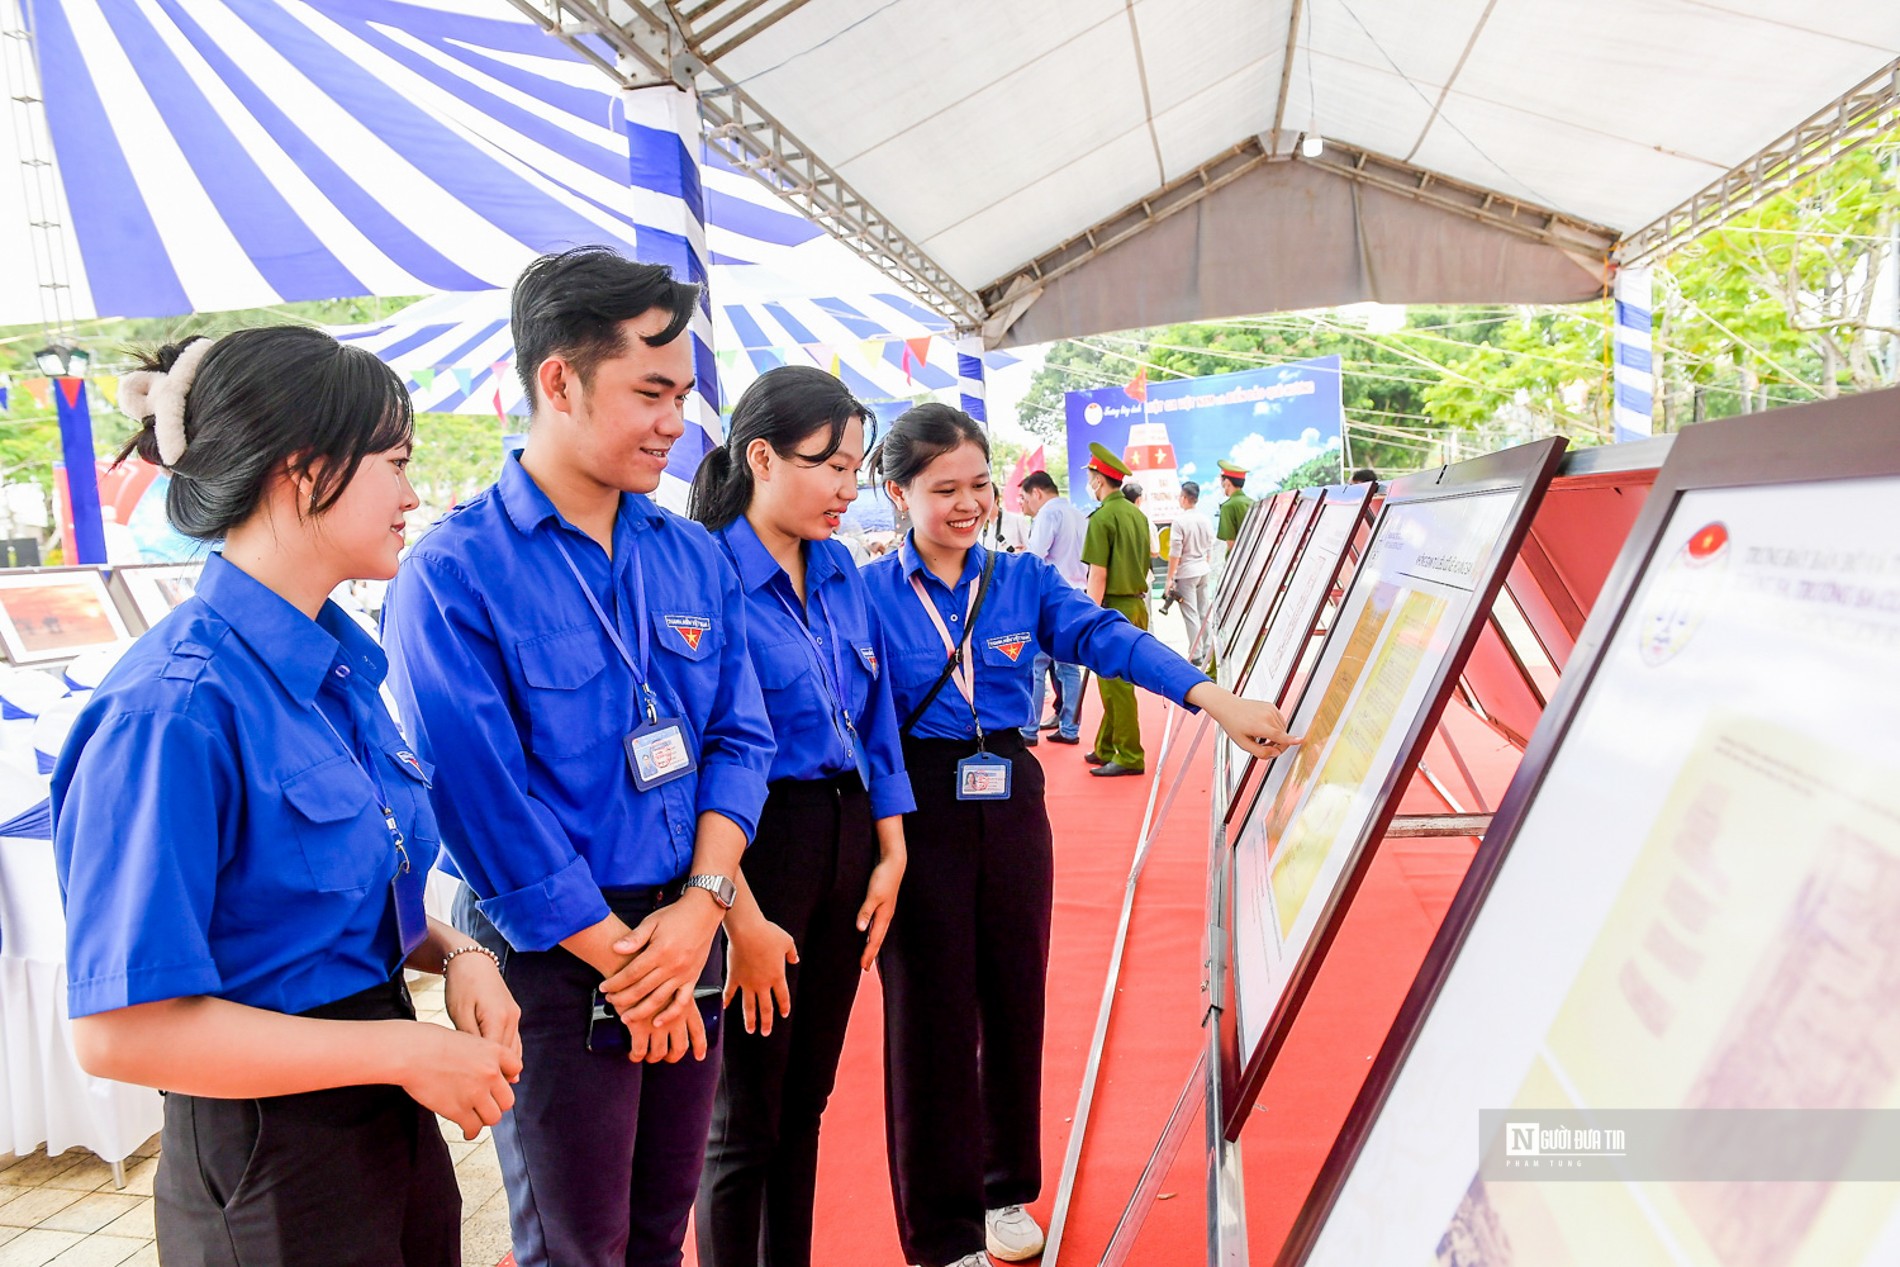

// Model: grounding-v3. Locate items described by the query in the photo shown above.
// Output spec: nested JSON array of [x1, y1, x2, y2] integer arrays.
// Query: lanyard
[[553, 532, 661, 725], [907, 568, 987, 747], [770, 581, 858, 739], [312, 695, 411, 878]]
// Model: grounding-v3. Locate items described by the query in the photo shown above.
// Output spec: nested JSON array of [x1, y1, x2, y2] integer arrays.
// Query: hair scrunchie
[[117, 337, 215, 468]]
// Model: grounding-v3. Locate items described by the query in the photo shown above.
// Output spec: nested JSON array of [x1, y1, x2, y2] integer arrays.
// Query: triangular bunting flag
[[23, 377, 51, 410], [490, 359, 510, 376], [95, 375, 119, 409], [493, 387, 507, 426], [56, 377, 84, 408], [714, 349, 742, 369], [904, 337, 932, 367], [414, 368, 437, 391], [859, 340, 885, 369], [452, 368, 474, 394], [805, 343, 835, 371], [829, 352, 841, 377]]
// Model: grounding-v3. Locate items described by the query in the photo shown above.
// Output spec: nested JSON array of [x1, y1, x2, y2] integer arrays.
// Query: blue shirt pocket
[[650, 609, 720, 663], [517, 627, 616, 758], [282, 756, 384, 895]]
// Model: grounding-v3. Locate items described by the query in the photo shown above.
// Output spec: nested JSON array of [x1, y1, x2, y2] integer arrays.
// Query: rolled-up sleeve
[[691, 558, 774, 841], [53, 710, 234, 1017], [383, 552, 610, 951], [1036, 561, 1207, 708]]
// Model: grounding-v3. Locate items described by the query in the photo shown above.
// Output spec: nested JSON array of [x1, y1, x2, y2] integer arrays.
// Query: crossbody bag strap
[[900, 547, 998, 738]]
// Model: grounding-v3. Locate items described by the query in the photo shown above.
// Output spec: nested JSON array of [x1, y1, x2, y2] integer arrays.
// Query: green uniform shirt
[[1081, 490, 1152, 597], [1216, 491, 1254, 543]]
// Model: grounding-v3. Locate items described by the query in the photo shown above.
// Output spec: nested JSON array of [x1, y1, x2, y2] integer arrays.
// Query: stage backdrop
[[1064, 356, 1344, 524]]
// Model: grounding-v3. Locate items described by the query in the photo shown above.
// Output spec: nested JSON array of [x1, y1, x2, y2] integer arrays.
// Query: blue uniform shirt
[[715, 517, 914, 821], [382, 454, 775, 953], [862, 536, 1209, 740], [52, 553, 435, 1019]]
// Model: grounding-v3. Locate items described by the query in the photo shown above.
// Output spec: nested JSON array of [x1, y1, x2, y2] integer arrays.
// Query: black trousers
[[697, 772, 877, 1267], [460, 885, 724, 1267], [882, 733, 1053, 1267], [154, 977, 460, 1267]]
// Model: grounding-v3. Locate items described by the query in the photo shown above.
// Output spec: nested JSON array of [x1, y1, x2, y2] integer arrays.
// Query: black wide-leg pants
[[697, 773, 876, 1267], [154, 977, 460, 1267], [882, 732, 1053, 1267]]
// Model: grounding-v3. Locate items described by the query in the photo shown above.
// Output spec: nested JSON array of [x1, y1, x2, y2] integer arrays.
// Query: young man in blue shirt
[[383, 248, 776, 1267]]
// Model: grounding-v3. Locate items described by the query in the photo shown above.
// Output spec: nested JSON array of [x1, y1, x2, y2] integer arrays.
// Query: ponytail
[[690, 365, 873, 531]]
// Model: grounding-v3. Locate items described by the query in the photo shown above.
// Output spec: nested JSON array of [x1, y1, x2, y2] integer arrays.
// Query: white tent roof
[[6, 0, 1895, 344], [707, 0, 1897, 286]]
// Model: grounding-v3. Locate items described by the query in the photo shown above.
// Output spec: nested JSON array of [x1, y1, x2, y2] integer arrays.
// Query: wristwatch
[[681, 874, 737, 910]]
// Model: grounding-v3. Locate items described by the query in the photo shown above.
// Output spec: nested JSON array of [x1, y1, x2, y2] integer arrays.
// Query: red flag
[[1126, 367, 1148, 402], [1003, 445, 1046, 513]]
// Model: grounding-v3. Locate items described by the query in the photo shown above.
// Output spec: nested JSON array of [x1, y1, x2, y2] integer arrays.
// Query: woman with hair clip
[[861, 404, 1299, 1267], [687, 364, 912, 1266], [51, 328, 523, 1266]]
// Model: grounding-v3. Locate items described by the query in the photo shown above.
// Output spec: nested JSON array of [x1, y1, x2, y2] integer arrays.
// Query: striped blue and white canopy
[[329, 286, 1018, 418], [3, 0, 837, 323]]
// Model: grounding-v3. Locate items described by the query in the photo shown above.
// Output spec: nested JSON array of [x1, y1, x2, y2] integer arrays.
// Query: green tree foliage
[[1279, 449, 1347, 491]]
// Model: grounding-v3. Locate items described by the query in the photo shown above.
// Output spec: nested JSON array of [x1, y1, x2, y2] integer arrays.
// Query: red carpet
[[505, 694, 1525, 1266]]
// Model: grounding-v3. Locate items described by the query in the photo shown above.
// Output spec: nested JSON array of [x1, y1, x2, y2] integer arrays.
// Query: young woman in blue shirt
[[52, 327, 522, 1267], [687, 366, 912, 1267], [862, 405, 1297, 1267]]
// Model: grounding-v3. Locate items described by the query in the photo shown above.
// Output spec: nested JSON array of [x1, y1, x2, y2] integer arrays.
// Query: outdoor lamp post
[[37, 343, 107, 565]]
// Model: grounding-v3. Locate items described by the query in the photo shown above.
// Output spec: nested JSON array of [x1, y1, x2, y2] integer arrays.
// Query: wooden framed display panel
[[1460, 440, 1670, 749], [1284, 389, 1900, 1266], [109, 560, 206, 633], [1222, 484, 1373, 813], [1215, 491, 1297, 639], [1219, 489, 1322, 676], [0, 568, 134, 665], [1219, 438, 1567, 1138]]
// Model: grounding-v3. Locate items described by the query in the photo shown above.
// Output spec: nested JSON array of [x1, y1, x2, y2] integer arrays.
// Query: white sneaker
[[910, 1257, 991, 1267], [986, 1205, 1046, 1261]]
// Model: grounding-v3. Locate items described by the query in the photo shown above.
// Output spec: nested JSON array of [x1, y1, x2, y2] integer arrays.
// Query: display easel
[[1282, 387, 1900, 1267]]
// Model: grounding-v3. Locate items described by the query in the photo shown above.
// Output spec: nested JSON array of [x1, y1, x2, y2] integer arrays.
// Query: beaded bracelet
[[440, 944, 502, 975]]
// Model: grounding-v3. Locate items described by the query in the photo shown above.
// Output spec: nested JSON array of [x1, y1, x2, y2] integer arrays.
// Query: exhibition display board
[[1215, 492, 1296, 639], [1221, 439, 1566, 1136], [1220, 485, 1373, 805], [108, 561, 205, 633], [0, 570, 133, 666], [1285, 390, 1900, 1266], [1220, 490, 1322, 675]]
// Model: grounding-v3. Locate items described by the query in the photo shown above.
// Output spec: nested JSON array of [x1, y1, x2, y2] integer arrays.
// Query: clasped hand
[[602, 897, 724, 1063]]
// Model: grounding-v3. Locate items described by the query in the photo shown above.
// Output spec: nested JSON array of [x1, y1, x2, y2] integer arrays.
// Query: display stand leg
[[1043, 709, 1211, 1265], [1204, 791, 1249, 1266], [1098, 1049, 1207, 1267], [110, 1159, 124, 1189]]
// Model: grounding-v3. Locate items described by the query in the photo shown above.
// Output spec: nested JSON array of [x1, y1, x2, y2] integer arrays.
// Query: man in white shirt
[[1166, 480, 1215, 665], [1018, 472, 1087, 744]]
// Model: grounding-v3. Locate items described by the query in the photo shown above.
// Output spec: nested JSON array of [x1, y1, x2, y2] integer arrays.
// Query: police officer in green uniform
[[1215, 459, 1254, 554], [1080, 443, 1152, 777]]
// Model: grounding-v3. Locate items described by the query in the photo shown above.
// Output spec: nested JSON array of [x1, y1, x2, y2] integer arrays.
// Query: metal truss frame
[[502, 0, 987, 327], [977, 135, 1619, 315], [1619, 56, 1900, 266]]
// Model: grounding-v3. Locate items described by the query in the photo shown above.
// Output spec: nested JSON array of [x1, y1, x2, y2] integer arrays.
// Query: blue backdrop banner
[[1063, 356, 1344, 522]]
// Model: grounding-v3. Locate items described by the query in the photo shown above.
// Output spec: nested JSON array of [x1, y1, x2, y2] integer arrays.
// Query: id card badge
[[956, 751, 1013, 800], [625, 716, 697, 791], [387, 812, 430, 957]]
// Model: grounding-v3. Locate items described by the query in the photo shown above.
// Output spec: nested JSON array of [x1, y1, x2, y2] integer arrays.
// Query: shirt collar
[[497, 450, 667, 539], [722, 516, 845, 596], [1102, 490, 1127, 506], [899, 532, 985, 590], [193, 553, 387, 702]]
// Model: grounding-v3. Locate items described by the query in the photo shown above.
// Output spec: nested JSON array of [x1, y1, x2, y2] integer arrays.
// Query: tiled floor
[[0, 974, 512, 1267]]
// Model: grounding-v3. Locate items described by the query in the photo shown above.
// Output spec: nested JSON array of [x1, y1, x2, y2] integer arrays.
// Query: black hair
[[511, 246, 701, 406], [115, 327, 413, 541], [870, 402, 989, 488], [1123, 480, 1143, 503], [1019, 471, 1058, 496], [688, 365, 873, 531], [1350, 467, 1378, 484], [1220, 470, 1244, 489], [1180, 480, 1200, 502]]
